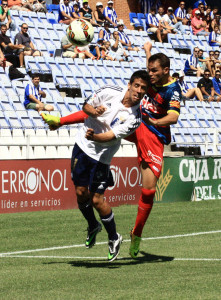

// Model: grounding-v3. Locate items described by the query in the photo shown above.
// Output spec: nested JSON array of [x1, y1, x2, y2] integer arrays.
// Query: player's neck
[[122, 93, 134, 107], [156, 75, 173, 86]]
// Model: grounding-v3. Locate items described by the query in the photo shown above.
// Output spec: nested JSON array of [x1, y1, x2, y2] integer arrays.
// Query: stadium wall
[[1, 157, 221, 214]]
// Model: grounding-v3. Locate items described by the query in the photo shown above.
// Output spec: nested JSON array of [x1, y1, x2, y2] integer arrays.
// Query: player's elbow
[[169, 113, 179, 124]]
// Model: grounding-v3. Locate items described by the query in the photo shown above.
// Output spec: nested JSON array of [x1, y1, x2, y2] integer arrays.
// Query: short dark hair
[[31, 74, 40, 80], [204, 69, 210, 74], [1, 24, 7, 29], [172, 72, 179, 79], [215, 70, 220, 74], [148, 53, 170, 69], [150, 6, 156, 12], [129, 70, 150, 85], [21, 23, 28, 28]]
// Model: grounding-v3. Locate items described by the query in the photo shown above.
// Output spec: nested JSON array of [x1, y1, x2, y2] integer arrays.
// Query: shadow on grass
[[64, 252, 174, 269]]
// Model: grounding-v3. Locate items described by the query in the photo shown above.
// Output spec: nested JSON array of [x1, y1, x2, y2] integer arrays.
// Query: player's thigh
[[140, 160, 158, 190], [71, 144, 92, 187], [89, 161, 114, 194]]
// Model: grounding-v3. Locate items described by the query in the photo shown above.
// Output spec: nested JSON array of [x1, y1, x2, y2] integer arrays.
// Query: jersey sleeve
[[168, 87, 181, 115], [85, 88, 106, 108], [112, 109, 141, 139]]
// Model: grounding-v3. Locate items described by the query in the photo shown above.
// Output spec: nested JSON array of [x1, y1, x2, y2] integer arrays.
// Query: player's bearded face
[[128, 78, 147, 104], [148, 61, 169, 85]]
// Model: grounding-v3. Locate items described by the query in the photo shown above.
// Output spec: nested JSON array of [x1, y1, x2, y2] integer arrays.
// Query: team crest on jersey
[[111, 115, 126, 127], [171, 91, 180, 101]]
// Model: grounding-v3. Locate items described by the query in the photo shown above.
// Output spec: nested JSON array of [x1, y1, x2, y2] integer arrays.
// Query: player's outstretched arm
[[83, 103, 106, 118], [144, 111, 179, 127], [85, 128, 116, 142]]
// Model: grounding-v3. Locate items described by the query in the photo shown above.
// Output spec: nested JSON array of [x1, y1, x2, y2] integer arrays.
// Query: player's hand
[[85, 128, 94, 140], [95, 105, 106, 116], [41, 113, 61, 130], [142, 114, 157, 125]]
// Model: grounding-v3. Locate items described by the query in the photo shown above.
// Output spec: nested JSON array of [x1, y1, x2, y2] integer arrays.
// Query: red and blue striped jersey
[[141, 79, 181, 145]]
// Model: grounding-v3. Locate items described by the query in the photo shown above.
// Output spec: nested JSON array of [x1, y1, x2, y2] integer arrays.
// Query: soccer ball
[[66, 19, 94, 47]]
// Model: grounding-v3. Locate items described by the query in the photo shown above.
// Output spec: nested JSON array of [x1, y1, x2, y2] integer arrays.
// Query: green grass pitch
[[0, 200, 221, 299]]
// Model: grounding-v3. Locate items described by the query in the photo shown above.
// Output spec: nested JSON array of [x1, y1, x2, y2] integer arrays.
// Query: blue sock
[[100, 211, 118, 241]]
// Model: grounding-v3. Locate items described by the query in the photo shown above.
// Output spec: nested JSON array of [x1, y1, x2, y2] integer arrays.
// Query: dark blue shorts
[[71, 144, 114, 194]]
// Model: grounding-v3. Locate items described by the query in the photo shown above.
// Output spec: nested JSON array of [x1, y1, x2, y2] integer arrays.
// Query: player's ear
[[127, 82, 131, 90], [163, 67, 170, 75]]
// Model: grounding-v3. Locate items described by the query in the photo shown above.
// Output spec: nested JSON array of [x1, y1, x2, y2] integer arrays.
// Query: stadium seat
[[9, 146, 22, 159], [197, 114, 209, 128], [137, 13, 147, 31], [33, 146, 46, 158], [171, 127, 186, 144], [45, 146, 58, 158], [57, 146, 71, 158], [11, 129, 26, 144], [129, 12, 142, 29], [0, 129, 13, 145]]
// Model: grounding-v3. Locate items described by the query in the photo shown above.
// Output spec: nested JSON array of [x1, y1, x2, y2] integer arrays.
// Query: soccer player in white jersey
[[42, 70, 150, 262]]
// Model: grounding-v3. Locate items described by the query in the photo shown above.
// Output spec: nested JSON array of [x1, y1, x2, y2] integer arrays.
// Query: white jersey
[[76, 85, 142, 164]]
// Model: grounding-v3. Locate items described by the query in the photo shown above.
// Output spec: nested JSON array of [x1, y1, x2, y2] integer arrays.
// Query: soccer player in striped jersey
[[42, 70, 149, 262], [175, 1, 188, 25]]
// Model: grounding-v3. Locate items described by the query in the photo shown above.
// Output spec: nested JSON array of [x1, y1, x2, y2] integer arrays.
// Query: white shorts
[[147, 27, 158, 33]]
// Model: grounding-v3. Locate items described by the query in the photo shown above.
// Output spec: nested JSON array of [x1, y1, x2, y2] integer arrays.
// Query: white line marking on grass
[[174, 258, 221, 261], [140, 230, 221, 241], [0, 255, 107, 260], [0, 230, 220, 257], [1, 255, 221, 262]]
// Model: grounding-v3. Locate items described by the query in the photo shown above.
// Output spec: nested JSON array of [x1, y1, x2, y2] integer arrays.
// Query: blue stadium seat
[[167, 34, 180, 49], [129, 12, 142, 29], [197, 114, 210, 128], [137, 13, 147, 31]]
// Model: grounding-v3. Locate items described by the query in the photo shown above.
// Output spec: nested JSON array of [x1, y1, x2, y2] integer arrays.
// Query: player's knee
[[76, 186, 88, 199], [91, 193, 104, 209], [45, 105, 54, 111]]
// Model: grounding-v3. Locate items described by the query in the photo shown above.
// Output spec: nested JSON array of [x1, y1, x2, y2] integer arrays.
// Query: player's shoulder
[[95, 84, 124, 95]]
